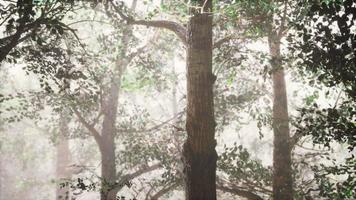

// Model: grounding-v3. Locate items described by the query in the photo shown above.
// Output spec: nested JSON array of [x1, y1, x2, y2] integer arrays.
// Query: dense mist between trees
[[0, 0, 355, 200]]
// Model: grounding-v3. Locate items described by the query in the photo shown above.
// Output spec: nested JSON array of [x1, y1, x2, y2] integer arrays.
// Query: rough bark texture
[[182, 1, 217, 199], [56, 113, 72, 200], [268, 33, 293, 200]]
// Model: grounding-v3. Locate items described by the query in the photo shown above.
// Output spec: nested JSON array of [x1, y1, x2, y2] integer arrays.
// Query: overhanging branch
[[109, 1, 187, 46], [128, 19, 187, 46]]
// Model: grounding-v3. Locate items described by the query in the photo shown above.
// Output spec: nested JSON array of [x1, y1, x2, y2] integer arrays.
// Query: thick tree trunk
[[268, 33, 293, 200], [56, 113, 72, 200], [99, 78, 120, 200], [182, 1, 217, 199]]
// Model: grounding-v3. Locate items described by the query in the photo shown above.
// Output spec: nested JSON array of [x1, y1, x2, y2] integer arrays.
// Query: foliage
[[295, 100, 356, 151], [0, 0, 79, 63], [290, 1, 356, 198], [293, 0, 356, 98], [218, 143, 272, 196], [312, 156, 356, 199], [2, 0, 356, 199]]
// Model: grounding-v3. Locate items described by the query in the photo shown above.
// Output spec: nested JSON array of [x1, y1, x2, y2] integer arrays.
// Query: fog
[[0, 0, 354, 200]]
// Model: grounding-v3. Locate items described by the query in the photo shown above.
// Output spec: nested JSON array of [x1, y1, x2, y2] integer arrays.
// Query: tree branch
[[109, 1, 187, 46], [0, 16, 82, 63], [217, 183, 264, 200], [213, 33, 251, 49], [213, 35, 235, 49], [108, 163, 161, 196], [67, 19, 113, 26], [116, 111, 184, 133], [0, 2, 32, 62], [151, 181, 180, 200], [290, 133, 303, 147], [72, 107, 102, 143], [126, 31, 160, 64], [129, 20, 187, 46]]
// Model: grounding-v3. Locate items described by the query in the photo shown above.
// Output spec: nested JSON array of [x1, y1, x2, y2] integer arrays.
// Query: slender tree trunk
[[99, 24, 132, 200], [182, 1, 217, 199], [268, 33, 293, 200], [95, 20, 134, 200], [56, 113, 72, 200], [99, 77, 120, 200]]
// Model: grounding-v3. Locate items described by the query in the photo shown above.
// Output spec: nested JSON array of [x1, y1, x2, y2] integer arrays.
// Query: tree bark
[[182, 1, 217, 199], [268, 32, 293, 200], [99, 77, 120, 200], [56, 113, 72, 200]]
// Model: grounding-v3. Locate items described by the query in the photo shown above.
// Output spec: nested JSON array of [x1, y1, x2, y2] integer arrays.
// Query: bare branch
[[56, 21, 88, 53], [108, 163, 162, 196], [67, 19, 113, 26], [217, 183, 264, 200], [217, 177, 266, 200], [127, 31, 160, 63], [72, 107, 102, 143], [151, 181, 180, 200], [212, 19, 251, 49], [130, 20, 187, 46], [213, 35, 233, 49], [117, 111, 184, 133], [213, 34, 245, 49]]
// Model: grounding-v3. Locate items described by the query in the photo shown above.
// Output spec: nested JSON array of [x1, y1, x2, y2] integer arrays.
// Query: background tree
[[1, 1, 354, 200]]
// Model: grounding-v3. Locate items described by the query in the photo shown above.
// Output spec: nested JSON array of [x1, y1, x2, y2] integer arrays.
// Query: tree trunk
[[99, 23, 133, 199], [93, 22, 133, 200], [99, 78, 120, 200], [268, 33, 293, 200], [182, 1, 217, 199], [56, 113, 72, 200]]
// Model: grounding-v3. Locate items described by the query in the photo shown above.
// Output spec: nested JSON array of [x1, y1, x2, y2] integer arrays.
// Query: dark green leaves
[[218, 143, 272, 193], [294, 101, 356, 151], [293, 0, 356, 99]]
